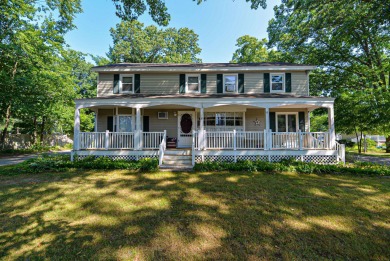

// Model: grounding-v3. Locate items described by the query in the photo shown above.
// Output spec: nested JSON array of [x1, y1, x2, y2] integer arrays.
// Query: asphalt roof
[[92, 62, 313, 70]]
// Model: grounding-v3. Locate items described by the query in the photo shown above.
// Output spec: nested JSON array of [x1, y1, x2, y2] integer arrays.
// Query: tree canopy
[[267, 0, 390, 151], [108, 20, 202, 63]]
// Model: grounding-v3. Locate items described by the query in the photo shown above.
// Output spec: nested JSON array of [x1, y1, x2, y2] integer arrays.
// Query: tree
[[112, 0, 267, 26], [231, 35, 284, 63], [108, 20, 202, 63], [267, 0, 390, 153]]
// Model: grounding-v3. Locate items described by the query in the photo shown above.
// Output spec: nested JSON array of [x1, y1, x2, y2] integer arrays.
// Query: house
[[72, 63, 345, 167]]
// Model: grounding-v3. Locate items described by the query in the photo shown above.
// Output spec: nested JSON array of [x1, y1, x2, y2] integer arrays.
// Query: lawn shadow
[[0, 170, 389, 259]]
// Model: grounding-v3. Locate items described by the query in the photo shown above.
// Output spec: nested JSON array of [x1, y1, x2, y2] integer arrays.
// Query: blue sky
[[65, 0, 281, 63]]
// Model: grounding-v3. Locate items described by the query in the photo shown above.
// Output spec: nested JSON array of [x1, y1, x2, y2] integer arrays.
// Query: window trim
[[119, 74, 134, 93], [186, 74, 201, 93], [276, 112, 298, 133], [270, 73, 285, 93], [223, 74, 238, 93]]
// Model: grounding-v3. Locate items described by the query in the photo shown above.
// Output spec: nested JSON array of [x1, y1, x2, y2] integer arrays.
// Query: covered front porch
[[72, 95, 345, 165]]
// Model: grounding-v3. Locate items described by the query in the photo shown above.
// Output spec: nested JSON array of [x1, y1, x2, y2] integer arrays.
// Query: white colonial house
[[72, 63, 345, 168]]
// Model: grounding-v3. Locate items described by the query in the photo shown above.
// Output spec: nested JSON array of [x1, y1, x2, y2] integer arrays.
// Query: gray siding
[[140, 74, 180, 94], [244, 73, 263, 94], [143, 109, 191, 138], [291, 71, 308, 95], [97, 73, 113, 97], [245, 109, 265, 131], [97, 109, 113, 132], [96, 72, 309, 96]]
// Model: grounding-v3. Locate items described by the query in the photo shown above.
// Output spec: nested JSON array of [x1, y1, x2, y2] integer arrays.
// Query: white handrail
[[143, 131, 165, 149], [158, 130, 167, 166], [192, 130, 196, 166], [336, 141, 346, 164]]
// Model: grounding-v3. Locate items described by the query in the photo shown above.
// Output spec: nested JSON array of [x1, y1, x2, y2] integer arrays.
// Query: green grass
[[0, 144, 72, 157], [346, 144, 390, 158], [0, 170, 389, 260]]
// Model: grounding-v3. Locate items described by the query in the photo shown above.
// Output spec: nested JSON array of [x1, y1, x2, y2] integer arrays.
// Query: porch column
[[135, 107, 142, 150], [328, 105, 336, 149], [265, 107, 270, 150], [199, 107, 205, 150], [74, 107, 80, 151]]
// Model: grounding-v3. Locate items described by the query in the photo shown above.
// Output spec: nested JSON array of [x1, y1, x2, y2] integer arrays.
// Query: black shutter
[[107, 116, 113, 132], [201, 74, 207, 93], [238, 74, 244, 93], [264, 73, 270, 93], [217, 74, 223, 93], [270, 112, 276, 132], [179, 74, 186, 94], [286, 73, 291, 93], [299, 112, 305, 131], [143, 116, 149, 132], [113, 74, 119, 94], [134, 74, 140, 93]]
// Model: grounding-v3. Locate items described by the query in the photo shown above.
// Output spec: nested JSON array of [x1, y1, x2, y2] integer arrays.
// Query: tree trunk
[[0, 105, 12, 149], [39, 116, 46, 145], [386, 135, 390, 153], [32, 116, 37, 145]]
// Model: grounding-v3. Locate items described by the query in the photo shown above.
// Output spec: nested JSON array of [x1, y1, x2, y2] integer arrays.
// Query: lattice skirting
[[75, 155, 158, 161], [195, 154, 338, 164]]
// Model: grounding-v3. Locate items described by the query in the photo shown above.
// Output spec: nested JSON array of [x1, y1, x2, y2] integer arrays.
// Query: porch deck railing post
[[264, 131, 267, 150], [73, 108, 80, 151], [299, 130, 303, 150], [203, 130, 207, 150], [163, 130, 167, 150], [105, 130, 109, 150], [268, 129, 273, 150], [192, 130, 195, 166], [233, 129, 237, 162]]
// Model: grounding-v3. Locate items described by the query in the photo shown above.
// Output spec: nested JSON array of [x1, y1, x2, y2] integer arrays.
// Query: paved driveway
[[0, 150, 71, 166], [347, 153, 390, 166]]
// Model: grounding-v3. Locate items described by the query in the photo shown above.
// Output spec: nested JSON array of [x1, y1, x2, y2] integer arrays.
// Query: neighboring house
[[72, 63, 345, 167]]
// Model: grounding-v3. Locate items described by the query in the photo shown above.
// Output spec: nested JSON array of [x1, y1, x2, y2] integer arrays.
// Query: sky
[[64, 0, 281, 63]]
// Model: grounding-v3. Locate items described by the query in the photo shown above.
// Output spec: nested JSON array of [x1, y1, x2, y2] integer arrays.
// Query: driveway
[[347, 153, 390, 166], [0, 150, 71, 166]]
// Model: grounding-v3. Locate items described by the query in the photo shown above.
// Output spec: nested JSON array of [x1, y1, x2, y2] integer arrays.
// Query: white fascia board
[[91, 66, 316, 73], [75, 97, 334, 109]]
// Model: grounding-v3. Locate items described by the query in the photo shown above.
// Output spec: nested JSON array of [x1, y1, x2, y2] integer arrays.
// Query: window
[[114, 115, 132, 132], [271, 73, 285, 92], [201, 112, 244, 131], [223, 74, 238, 93], [158, 112, 168, 119], [120, 74, 134, 93], [186, 74, 200, 93], [276, 113, 297, 132]]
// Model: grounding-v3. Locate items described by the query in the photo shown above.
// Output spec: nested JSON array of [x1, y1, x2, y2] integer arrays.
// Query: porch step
[[164, 149, 191, 156], [161, 151, 193, 170]]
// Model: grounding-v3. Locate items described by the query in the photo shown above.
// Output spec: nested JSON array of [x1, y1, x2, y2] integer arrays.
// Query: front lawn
[[0, 170, 389, 260]]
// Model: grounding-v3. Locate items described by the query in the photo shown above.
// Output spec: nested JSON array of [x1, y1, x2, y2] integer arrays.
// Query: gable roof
[[92, 62, 315, 72]]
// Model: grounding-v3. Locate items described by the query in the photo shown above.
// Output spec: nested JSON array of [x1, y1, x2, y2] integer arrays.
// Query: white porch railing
[[158, 130, 167, 166], [202, 130, 265, 150], [271, 131, 331, 150], [79, 131, 165, 150], [143, 132, 165, 149], [109, 132, 134, 149]]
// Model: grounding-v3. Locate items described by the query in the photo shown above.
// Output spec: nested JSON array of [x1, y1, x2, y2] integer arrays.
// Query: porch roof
[[76, 93, 327, 100], [75, 94, 334, 110]]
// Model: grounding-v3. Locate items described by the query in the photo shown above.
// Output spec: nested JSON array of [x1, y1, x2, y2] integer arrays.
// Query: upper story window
[[120, 74, 134, 93], [223, 74, 238, 93], [271, 73, 285, 92], [186, 74, 200, 93]]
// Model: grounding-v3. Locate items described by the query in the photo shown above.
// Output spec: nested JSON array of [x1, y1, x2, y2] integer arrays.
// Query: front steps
[[160, 149, 193, 171]]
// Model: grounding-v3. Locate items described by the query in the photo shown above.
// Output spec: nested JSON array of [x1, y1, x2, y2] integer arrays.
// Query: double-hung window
[[186, 74, 200, 93], [271, 73, 285, 92], [120, 74, 134, 93], [223, 74, 238, 93]]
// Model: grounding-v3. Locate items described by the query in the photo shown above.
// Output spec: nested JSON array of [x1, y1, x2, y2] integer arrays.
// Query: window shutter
[[113, 74, 119, 94], [299, 111, 305, 131], [201, 74, 207, 93], [286, 73, 292, 93], [179, 74, 186, 94], [134, 74, 141, 93], [217, 74, 223, 93], [264, 73, 270, 93], [270, 112, 276, 132], [238, 74, 244, 93], [107, 116, 113, 132]]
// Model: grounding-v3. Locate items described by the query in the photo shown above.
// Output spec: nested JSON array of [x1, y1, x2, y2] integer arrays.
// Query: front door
[[177, 111, 195, 148]]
